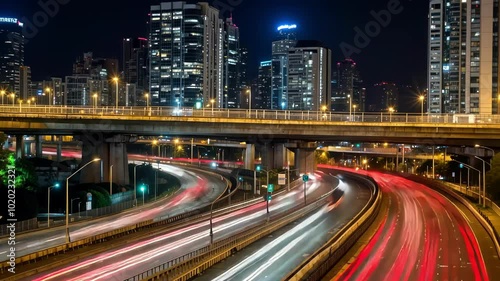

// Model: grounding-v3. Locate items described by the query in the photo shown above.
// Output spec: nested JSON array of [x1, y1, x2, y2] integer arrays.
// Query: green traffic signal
[[256, 165, 261, 171], [54, 183, 60, 188]]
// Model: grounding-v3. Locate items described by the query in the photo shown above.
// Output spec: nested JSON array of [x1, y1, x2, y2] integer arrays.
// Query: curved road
[[0, 164, 226, 261], [27, 171, 332, 280], [333, 169, 492, 281], [196, 169, 373, 281]]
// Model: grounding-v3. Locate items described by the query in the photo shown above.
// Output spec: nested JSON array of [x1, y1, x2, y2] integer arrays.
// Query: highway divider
[[125, 185, 334, 281], [284, 172, 381, 281]]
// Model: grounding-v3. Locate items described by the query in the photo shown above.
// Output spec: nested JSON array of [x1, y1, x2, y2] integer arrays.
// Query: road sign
[[452, 172, 455, 178], [278, 173, 286, 185], [267, 184, 274, 193], [302, 174, 309, 182]]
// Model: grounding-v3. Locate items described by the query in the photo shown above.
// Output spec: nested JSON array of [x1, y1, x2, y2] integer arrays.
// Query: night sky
[[1, 0, 428, 89]]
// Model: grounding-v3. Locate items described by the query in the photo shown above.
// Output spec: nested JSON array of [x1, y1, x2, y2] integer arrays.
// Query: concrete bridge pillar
[[56, 136, 62, 163], [244, 143, 255, 170], [15, 135, 24, 159], [79, 134, 137, 185], [260, 143, 274, 169], [35, 136, 43, 158], [288, 142, 317, 176]]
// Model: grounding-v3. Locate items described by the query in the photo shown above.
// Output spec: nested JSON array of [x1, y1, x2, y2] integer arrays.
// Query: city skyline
[[1, 0, 428, 87]]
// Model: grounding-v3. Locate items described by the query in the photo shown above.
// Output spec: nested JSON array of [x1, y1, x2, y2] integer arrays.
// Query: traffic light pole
[[303, 181, 306, 206]]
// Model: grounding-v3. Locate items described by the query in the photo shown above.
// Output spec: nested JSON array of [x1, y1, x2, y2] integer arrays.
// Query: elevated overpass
[[1, 106, 498, 185]]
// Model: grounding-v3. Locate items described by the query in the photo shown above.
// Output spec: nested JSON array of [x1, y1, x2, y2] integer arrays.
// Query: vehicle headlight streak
[[212, 205, 332, 281]]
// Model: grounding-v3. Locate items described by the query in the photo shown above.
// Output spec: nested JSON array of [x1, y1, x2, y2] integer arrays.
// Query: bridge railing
[[1, 105, 500, 124]]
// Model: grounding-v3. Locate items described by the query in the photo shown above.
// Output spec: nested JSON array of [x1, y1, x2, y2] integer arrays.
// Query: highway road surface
[[0, 164, 226, 261], [27, 171, 335, 280], [333, 169, 493, 281], [196, 169, 373, 281]]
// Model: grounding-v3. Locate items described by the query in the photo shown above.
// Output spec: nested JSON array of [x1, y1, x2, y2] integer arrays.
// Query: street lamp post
[[18, 99, 22, 112], [93, 93, 98, 113], [389, 107, 395, 122], [210, 99, 215, 115], [145, 93, 150, 114], [0, 90, 5, 105], [247, 89, 252, 111], [348, 94, 352, 121], [475, 145, 495, 160], [70, 198, 79, 215], [65, 158, 100, 243], [209, 178, 230, 245], [133, 163, 139, 206], [10, 93, 15, 106], [113, 77, 119, 111], [141, 186, 145, 205], [47, 183, 59, 227], [475, 156, 490, 208], [353, 104, 357, 121], [452, 160, 481, 205], [109, 164, 113, 196], [419, 95, 425, 120], [45, 88, 52, 106]]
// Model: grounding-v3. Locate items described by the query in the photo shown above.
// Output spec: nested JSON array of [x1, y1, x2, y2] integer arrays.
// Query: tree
[[486, 153, 500, 200], [315, 150, 329, 164]]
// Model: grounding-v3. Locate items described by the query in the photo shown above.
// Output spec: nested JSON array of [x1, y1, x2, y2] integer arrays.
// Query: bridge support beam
[[79, 134, 137, 185], [15, 135, 25, 159], [35, 136, 43, 158], [244, 144, 255, 170], [288, 142, 317, 176]]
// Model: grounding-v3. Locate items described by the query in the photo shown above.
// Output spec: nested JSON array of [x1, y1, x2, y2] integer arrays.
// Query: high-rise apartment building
[[272, 24, 297, 109], [0, 17, 24, 96], [257, 60, 272, 109], [123, 37, 149, 105], [372, 82, 399, 112], [223, 17, 240, 108], [149, 1, 224, 108], [428, 0, 499, 114], [331, 58, 364, 112], [287, 40, 332, 111], [19, 66, 31, 100]]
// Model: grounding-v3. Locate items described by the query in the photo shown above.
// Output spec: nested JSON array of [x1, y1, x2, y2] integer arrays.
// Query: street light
[[451, 160, 481, 205], [45, 87, 52, 106], [31, 97, 36, 106], [10, 93, 15, 106], [70, 198, 79, 215], [113, 77, 119, 111], [347, 94, 352, 121], [321, 105, 327, 120], [93, 93, 98, 111], [419, 95, 425, 119], [47, 183, 60, 227], [353, 104, 357, 121], [109, 164, 113, 196], [18, 99, 22, 112], [209, 177, 231, 245], [475, 156, 491, 208], [246, 89, 252, 111], [65, 158, 100, 243], [144, 93, 149, 108], [389, 107, 395, 122], [475, 144, 495, 159], [210, 99, 215, 115], [0, 90, 5, 105]]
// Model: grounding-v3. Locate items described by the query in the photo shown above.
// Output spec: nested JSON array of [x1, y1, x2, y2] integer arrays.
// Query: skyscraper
[[428, 0, 499, 114], [149, 2, 224, 108], [123, 37, 149, 105], [332, 58, 364, 112], [372, 82, 399, 112], [287, 40, 332, 111], [223, 16, 240, 108], [19, 66, 31, 100], [0, 17, 24, 96], [272, 24, 297, 109], [257, 60, 272, 109]]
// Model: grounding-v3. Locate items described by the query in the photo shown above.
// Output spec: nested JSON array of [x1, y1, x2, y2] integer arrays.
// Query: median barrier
[[284, 172, 380, 281]]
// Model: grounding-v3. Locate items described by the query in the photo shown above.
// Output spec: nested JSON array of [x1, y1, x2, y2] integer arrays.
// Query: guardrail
[[1, 105, 500, 124], [284, 173, 380, 281], [125, 183, 334, 281]]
